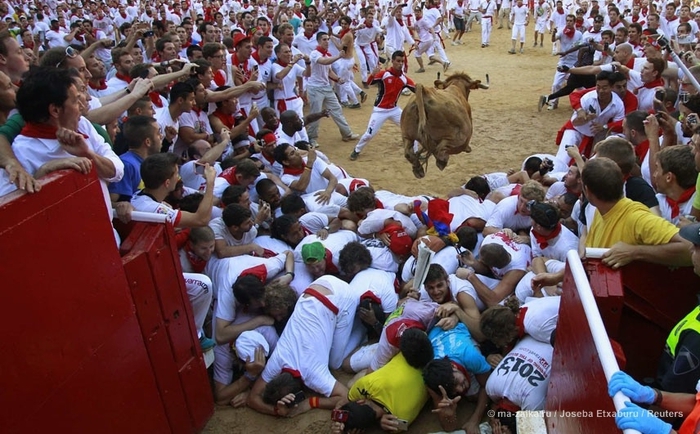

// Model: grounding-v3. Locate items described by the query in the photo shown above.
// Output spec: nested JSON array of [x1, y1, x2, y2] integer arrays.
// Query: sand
[[204, 24, 573, 434]]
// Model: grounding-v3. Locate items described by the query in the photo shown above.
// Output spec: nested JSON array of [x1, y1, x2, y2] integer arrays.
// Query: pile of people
[[2, 0, 700, 433]]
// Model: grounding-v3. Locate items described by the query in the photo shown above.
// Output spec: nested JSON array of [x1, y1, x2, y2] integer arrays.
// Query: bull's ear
[[434, 80, 445, 89]]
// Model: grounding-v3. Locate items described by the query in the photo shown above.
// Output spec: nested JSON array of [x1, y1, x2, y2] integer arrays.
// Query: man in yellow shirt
[[330, 329, 432, 432], [583, 158, 691, 268]]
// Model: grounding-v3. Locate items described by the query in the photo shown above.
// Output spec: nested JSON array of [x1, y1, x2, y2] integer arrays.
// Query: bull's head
[[434, 72, 489, 90]]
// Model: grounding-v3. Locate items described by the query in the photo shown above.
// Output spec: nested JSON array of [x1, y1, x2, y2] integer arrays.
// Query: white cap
[[234, 331, 270, 362]]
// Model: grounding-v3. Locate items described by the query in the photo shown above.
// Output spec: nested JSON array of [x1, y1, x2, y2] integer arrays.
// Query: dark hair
[[257, 35, 273, 47], [187, 44, 203, 58], [455, 226, 478, 251], [338, 242, 372, 275], [271, 214, 299, 243], [123, 115, 157, 150], [424, 264, 448, 286], [235, 159, 262, 179], [280, 194, 306, 214], [273, 143, 293, 165], [595, 70, 614, 85], [657, 145, 698, 189], [178, 192, 204, 212], [400, 328, 434, 369], [262, 372, 303, 405], [595, 137, 636, 175], [582, 157, 624, 202], [222, 203, 252, 227], [493, 408, 518, 433], [232, 274, 265, 306], [625, 110, 648, 135], [391, 50, 405, 60], [255, 178, 277, 199], [479, 243, 510, 269], [423, 357, 457, 397], [465, 176, 490, 200], [16, 67, 75, 123], [480, 305, 519, 347], [129, 62, 152, 80], [202, 41, 222, 58], [140, 153, 179, 189], [221, 184, 248, 206], [315, 31, 328, 41], [170, 81, 195, 103], [155, 36, 173, 53], [339, 401, 377, 430], [346, 187, 376, 213], [127, 96, 154, 116], [523, 156, 543, 176]]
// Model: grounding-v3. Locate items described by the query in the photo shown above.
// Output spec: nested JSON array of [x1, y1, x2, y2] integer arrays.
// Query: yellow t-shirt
[[586, 198, 679, 248], [348, 353, 428, 423]]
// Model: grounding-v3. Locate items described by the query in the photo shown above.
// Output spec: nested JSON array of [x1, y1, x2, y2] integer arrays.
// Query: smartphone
[[331, 409, 349, 423], [139, 69, 150, 79], [587, 104, 596, 114], [253, 64, 258, 71], [396, 419, 409, 431], [144, 30, 154, 37], [286, 391, 305, 408], [109, 40, 116, 47], [688, 113, 699, 126], [194, 162, 205, 175], [655, 89, 665, 101]]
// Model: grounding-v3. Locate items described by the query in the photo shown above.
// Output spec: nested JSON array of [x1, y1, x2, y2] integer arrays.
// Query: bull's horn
[[485, 73, 490, 85], [437, 72, 441, 81], [478, 83, 490, 89]]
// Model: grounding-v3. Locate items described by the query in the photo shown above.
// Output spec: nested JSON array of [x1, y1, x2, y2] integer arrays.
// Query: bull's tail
[[415, 83, 427, 143]]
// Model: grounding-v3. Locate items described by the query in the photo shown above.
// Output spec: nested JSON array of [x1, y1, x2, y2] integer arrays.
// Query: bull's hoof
[[436, 159, 448, 171], [464, 144, 472, 153], [412, 164, 426, 178]]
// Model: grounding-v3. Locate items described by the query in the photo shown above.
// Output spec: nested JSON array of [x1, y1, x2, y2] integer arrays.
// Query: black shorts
[[453, 16, 465, 31]]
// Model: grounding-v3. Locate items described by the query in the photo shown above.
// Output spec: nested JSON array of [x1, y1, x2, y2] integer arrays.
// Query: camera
[[144, 30, 154, 37], [331, 409, 349, 423], [286, 391, 305, 408]]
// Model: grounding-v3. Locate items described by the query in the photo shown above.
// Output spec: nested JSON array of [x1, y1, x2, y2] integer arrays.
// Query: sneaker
[[349, 151, 360, 160], [363, 83, 369, 89], [402, 88, 412, 96], [342, 133, 360, 142], [538, 95, 548, 112], [443, 61, 451, 72], [508, 49, 516, 54], [309, 139, 320, 148], [457, 40, 463, 45], [199, 335, 216, 352], [416, 67, 426, 73], [360, 91, 368, 103], [340, 101, 349, 107], [540, 42, 543, 47], [533, 41, 537, 47], [428, 59, 437, 65], [519, 48, 524, 54], [451, 41, 458, 45], [547, 103, 556, 111], [348, 103, 361, 109], [481, 43, 486, 48]]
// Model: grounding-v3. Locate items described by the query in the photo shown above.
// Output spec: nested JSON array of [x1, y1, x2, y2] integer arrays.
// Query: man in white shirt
[[509, 0, 530, 54], [306, 32, 359, 145], [157, 82, 196, 155]]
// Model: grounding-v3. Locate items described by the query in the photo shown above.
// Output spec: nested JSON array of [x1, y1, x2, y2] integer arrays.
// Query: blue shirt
[[429, 322, 491, 375], [108, 151, 143, 201]]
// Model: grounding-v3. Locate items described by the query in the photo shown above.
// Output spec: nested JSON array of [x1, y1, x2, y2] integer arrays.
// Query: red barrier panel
[[0, 170, 213, 433], [546, 258, 700, 433]]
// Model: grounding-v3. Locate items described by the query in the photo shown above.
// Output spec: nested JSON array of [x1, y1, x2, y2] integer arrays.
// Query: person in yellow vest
[[606, 222, 700, 434], [658, 304, 700, 394], [330, 329, 433, 433]]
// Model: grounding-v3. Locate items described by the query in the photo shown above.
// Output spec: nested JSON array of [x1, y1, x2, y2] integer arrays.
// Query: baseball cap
[[380, 224, 412, 257], [576, 8, 584, 13], [528, 201, 560, 230], [594, 15, 604, 22], [413, 5, 422, 11], [233, 32, 251, 48], [302, 241, 326, 263], [233, 330, 270, 362], [680, 222, 700, 245]]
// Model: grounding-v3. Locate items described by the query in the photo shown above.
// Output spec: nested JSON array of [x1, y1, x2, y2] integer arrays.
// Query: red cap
[[233, 32, 251, 48], [380, 224, 412, 257]]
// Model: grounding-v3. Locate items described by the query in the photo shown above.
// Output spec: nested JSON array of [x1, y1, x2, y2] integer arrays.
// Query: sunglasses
[[55, 46, 78, 68]]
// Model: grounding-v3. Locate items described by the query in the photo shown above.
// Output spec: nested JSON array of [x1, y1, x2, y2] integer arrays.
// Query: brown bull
[[401, 72, 489, 178]]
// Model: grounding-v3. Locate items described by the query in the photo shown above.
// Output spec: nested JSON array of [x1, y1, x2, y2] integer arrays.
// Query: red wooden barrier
[[0, 169, 212, 433], [546, 258, 700, 433]]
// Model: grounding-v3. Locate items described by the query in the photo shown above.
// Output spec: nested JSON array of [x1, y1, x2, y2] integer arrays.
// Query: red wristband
[[309, 396, 320, 408]]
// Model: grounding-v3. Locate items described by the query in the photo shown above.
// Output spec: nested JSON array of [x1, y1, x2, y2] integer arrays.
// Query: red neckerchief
[[348, 178, 367, 192], [283, 162, 306, 176], [575, 17, 584, 29], [234, 55, 250, 84], [182, 39, 191, 49], [667, 187, 696, 218], [212, 108, 235, 130], [119, 11, 127, 18], [667, 15, 678, 21], [218, 166, 240, 184], [642, 7, 648, 15], [149, 91, 163, 108], [681, 16, 692, 23], [516, 306, 528, 338], [556, 6, 564, 13], [364, 19, 373, 28], [563, 26, 575, 37], [316, 46, 331, 57], [251, 50, 266, 66], [24, 40, 34, 50], [277, 58, 289, 67], [294, 11, 304, 18], [635, 77, 664, 94], [395, 16, 404, 26], [20, 122, 58, 138], [532, 222, 562, 249], [635, 138, 649, 161], [89, 79, 107, 90], [338, 28, 350, 38], [375, 198, 384, 209], [184, 244, 207, 272], [450, 361, 470, 387], [282, 367, 302, 379], [267, 13, 275, 20], [324, 249, 340, 275], [192, 105, 203, 116], [116, 72, 132, 83], [213, 69, 226, 87], [262, 151, 276, 165], [303, 30, 314, 39], [632, 14, 640, 22]]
